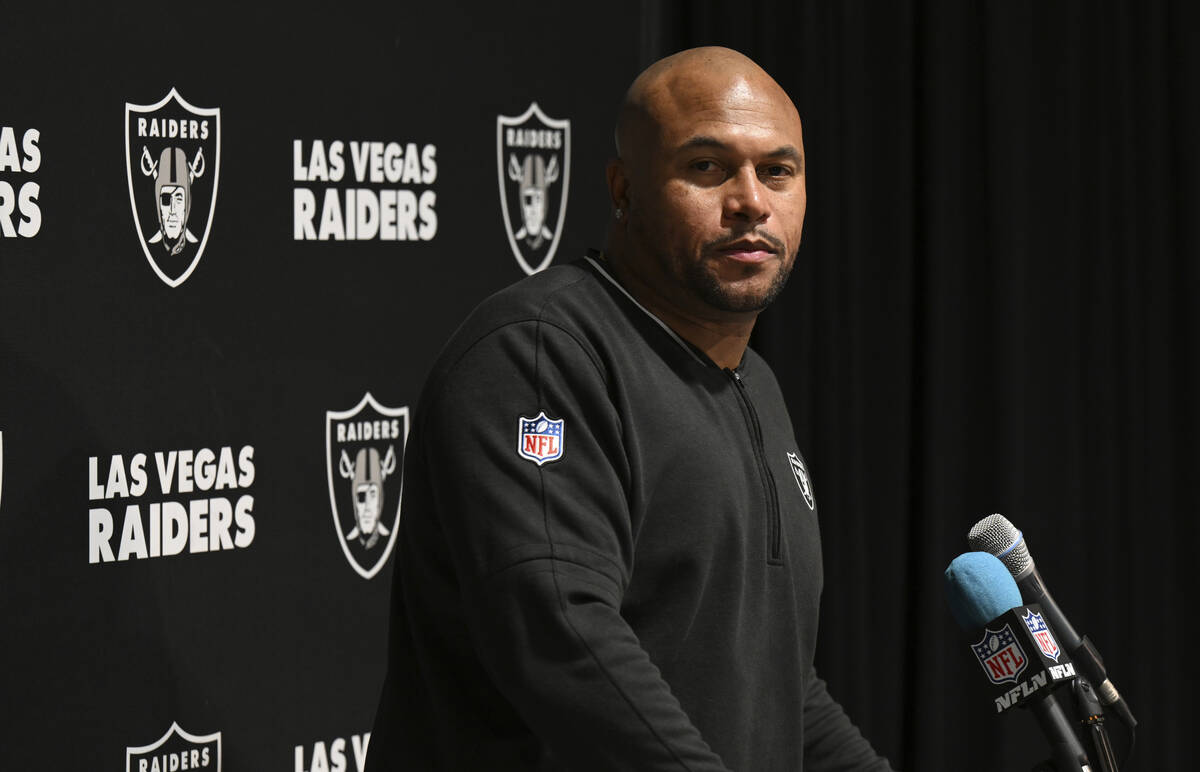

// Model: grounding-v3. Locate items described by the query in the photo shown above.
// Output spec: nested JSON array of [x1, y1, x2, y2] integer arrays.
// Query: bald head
[[615, 46, 801, 162]]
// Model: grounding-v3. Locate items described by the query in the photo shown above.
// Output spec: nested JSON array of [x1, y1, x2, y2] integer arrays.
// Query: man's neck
[[600, 249, 756, 371]]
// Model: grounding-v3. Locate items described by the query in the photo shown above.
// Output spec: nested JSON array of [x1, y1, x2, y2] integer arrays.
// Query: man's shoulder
[[425, 257, 619, 380], [474, 258, 601, 323], [449, 257, 623, 347]]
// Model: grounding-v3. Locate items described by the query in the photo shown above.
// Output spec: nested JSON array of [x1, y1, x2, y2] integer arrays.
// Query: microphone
[[945, 552, 1092, 772], [945, 550, 1022, 629], [967, 514, 1136, 730]]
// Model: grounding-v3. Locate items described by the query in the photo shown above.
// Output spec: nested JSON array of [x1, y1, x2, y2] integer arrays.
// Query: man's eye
[[762, 165, 792, 177], [693, 160, 718, 172]]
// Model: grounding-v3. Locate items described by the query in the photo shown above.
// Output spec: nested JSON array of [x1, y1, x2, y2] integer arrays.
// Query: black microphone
[[945, 552, 1092, 772], [967, 514, 1136, 730]]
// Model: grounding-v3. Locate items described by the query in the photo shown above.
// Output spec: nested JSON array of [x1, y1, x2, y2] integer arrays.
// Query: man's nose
[[722, 166, 770, 225]]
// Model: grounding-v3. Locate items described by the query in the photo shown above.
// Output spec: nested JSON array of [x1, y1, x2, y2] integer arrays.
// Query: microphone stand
[[1027, 690, 1093, 772], [1073, 678, 1119, 772], [1028, 679, 1120, 772]]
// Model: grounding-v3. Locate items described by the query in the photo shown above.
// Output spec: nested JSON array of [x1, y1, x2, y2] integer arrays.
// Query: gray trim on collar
[[583, 254, 709, 367]]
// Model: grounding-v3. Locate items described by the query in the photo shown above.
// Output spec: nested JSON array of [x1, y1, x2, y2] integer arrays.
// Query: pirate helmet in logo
[[510, 153, 559, 249], [154, 147, 193, 254], [339, 445, 396, 549]]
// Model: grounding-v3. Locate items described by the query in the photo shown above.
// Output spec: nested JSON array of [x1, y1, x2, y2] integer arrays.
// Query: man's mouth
[[716, 238, 778, 263]]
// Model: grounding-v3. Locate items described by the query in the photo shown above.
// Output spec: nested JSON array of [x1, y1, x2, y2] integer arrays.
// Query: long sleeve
[[417, 317, 729, 771], [801, 666, 897, 772]]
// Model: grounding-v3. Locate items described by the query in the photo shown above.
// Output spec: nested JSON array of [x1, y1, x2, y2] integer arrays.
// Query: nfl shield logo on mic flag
[[1022, 609, 1062, 662], [517, 411, 564, 466], [971, 623, 1029, 685]]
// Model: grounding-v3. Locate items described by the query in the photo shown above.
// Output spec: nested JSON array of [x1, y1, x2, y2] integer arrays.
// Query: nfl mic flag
[[969, 604, 1078, 713]]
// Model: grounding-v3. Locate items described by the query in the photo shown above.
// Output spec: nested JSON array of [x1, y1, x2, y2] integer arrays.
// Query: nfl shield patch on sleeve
[[517, 411, 564, 465]]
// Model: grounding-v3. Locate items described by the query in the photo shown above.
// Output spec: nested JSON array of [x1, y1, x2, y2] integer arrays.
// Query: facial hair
[[682, 246, 796, 313], [626, 214, 797, 314]]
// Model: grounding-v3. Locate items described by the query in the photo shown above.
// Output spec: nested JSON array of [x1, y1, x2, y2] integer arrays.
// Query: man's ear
[[606, 157, 629, 213]]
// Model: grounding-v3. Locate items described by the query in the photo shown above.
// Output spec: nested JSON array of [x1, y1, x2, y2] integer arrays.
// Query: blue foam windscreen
[[944, 551, 1023, 630]]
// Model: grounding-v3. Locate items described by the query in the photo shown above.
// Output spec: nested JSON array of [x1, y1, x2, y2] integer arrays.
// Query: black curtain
[[642, 2, 1197, 769]]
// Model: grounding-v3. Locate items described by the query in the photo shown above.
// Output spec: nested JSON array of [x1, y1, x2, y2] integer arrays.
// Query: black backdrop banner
[[2, 1, 1195, 770], [647, 1, 1197, 770], [1, 3, 639, 769]]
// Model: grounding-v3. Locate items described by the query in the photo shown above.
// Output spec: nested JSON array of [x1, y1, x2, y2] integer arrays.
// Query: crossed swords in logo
[[140, 145, 205, 245]]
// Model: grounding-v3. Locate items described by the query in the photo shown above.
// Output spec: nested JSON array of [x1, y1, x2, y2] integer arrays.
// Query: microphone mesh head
[[967, 513, 1033, 577]]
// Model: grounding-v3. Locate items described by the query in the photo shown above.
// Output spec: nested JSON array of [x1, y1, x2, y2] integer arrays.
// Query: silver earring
[[614, 208, 624, 220]]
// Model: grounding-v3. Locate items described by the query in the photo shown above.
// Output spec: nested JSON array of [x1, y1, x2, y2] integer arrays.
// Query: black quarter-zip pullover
[[367, 256, 894, 772]]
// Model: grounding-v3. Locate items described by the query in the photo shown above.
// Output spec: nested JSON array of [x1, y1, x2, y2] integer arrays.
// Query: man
[[367, 47, 896, 771]]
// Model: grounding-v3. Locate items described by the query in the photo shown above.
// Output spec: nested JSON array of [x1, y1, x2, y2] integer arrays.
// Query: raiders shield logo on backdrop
[[497, 102, 570, 275], [126, 721, 221, 772], [125, 88, 220, 287], [326, 392, 409, 579]]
